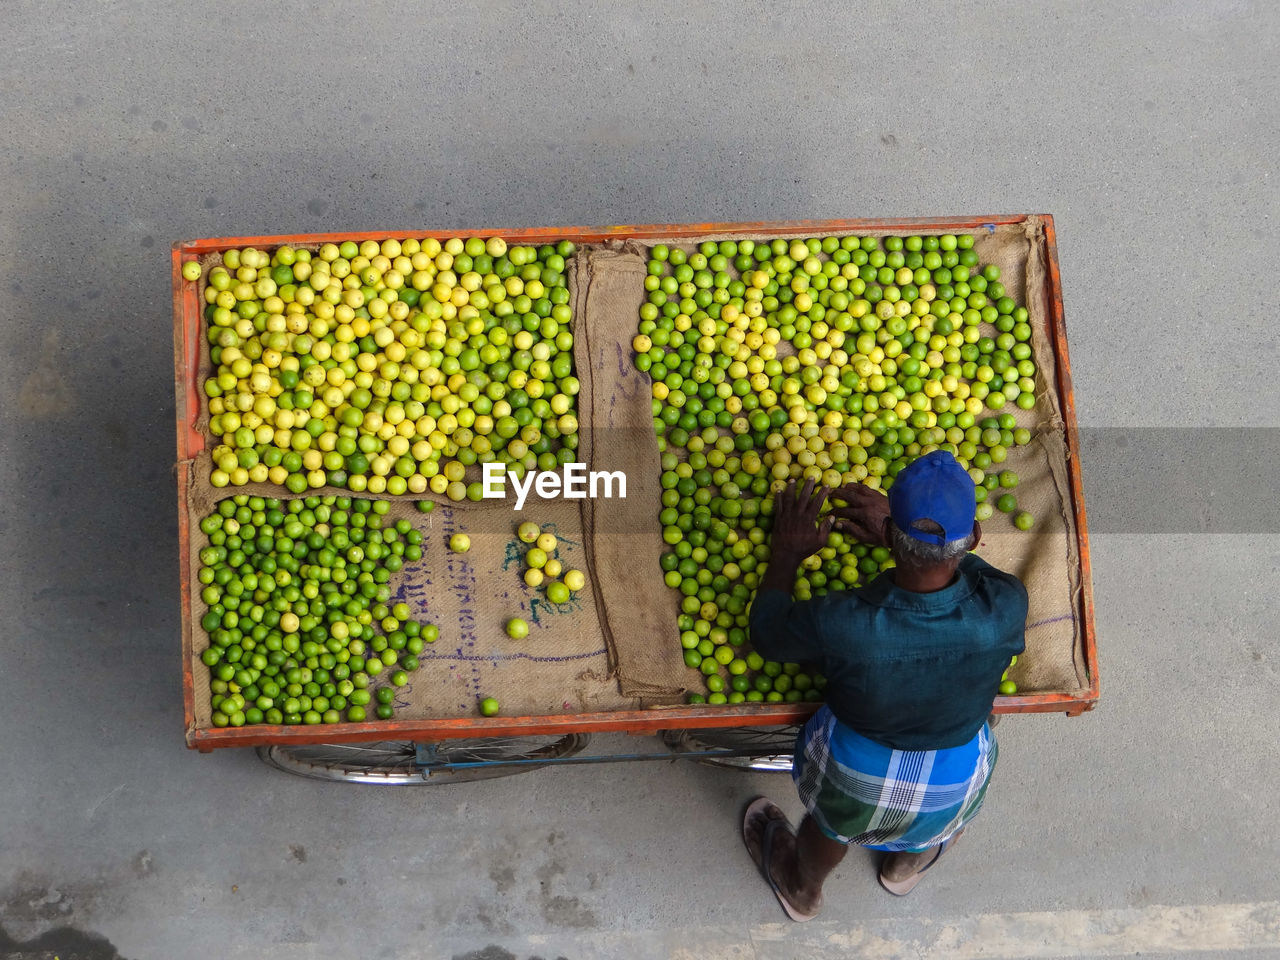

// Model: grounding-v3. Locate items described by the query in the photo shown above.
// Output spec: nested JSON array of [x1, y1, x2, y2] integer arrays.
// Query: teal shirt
[[750, 554, 1028, 751]]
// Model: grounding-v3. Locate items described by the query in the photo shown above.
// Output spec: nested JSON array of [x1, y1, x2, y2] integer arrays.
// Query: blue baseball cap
[[888, 451, 977, 545]]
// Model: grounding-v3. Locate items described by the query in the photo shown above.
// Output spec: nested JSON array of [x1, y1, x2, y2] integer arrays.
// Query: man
[[742, 450, 1027, 920]]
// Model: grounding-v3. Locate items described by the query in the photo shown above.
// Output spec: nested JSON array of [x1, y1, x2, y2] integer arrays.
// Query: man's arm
[[756, 543, 809, 598], [749, 479, 832, 663], [749, 589, 825, 663], [827, 482, 891, 547], [758, 478, 833, 594]]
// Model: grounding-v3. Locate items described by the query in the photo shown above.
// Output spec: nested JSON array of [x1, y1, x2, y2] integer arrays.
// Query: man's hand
[[828, 482, 891, 548], [769, 478, 833, 562]]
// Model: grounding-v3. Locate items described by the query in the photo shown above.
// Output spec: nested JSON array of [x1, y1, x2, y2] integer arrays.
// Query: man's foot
[[741, 797, 822, 921], [878, 829, 964, 896]]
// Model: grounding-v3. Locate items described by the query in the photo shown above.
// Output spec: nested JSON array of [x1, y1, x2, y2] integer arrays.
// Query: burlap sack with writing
[[180, 246, 644, 729]]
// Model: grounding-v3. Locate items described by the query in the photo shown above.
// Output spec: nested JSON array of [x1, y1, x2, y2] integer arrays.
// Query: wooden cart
[[173, 216, 1097, 781]]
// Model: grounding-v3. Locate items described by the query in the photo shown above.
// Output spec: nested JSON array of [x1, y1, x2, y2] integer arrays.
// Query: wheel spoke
[[258, 734, 590, 785], [662, 726, 800, 771]]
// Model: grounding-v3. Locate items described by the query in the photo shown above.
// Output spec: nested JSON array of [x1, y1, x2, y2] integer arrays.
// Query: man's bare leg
[[743, 801, 847, 917]]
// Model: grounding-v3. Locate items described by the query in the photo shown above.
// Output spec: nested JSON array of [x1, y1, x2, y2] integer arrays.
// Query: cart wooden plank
[[174, 215, 1097, 751]]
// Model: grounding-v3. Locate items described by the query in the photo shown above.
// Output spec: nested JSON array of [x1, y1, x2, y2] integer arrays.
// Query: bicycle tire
[[256, 734, 592, 784], [661, 726, 800, 772]]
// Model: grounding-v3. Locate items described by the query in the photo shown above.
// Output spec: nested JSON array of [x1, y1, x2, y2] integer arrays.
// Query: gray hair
[[889, 519, 972, 568]]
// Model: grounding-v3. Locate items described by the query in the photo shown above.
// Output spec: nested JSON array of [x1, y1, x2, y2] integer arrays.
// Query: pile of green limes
[[196, 494, 439, 726], [634, 234, 1039, 702], [199, 237, 579, 501]]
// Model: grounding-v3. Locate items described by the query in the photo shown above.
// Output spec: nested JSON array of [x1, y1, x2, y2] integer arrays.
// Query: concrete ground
[[2, 1, 1278, 958]]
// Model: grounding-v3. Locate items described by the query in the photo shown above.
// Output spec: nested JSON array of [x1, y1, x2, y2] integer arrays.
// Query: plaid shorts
[[793, 706, 997, 853]]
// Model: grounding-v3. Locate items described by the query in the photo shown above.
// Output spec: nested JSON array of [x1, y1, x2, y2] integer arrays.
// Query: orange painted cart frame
[[173, 215, 1098, 752]]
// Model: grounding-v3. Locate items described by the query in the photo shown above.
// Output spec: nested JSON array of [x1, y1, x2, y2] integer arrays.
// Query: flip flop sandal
[[877, 829, 964, 897], [741, 796, 820, 922]]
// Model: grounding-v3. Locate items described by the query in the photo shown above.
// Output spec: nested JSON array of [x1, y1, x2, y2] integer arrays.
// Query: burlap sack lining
[[579, 221, 1087, 698], [184, 247, 642, 728], [183, 223, 1088, 730], [184, 473, 641, 729]]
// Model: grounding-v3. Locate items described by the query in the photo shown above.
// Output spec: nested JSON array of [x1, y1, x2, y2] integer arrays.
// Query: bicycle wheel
[[256, 734, 591, 784], [661, 726, 801, 771]]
